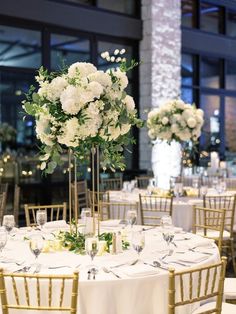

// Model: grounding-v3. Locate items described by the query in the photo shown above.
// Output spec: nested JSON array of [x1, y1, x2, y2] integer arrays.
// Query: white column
[[139, 0, 181, 188]]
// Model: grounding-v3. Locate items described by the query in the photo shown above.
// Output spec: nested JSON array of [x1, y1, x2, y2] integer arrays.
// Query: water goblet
[[192, 178, 199, 190], [2, 215, 15, 235], [36, 210, 47, 230], [85, 237, 99, 269], [0, 229, 7, 258], [200, 186, 208, 197], [174, 183, 183, 203], [81, 208, 91, 223], [131, 230, 145, 260], [126, 209, 137, 228], [29, 234, 44, 265], [160, 216, 175, 252]]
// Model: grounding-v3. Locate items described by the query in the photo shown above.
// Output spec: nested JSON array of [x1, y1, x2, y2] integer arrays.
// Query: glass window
[[200, 2, 222, 34], [97, 0, 136, 16], [181, 53, 194, 86], [200, 56, 220, 88], [0, 25, 41, 68], [226, 59, 236, 90], [50, 34, 90, 70], [0, 71, 36, 148], [181, 0, 195, 28], [227, 9, 236, 37], [181, 87, 193, 103], [200, 94, 220, 152], [225, 96, 236, 156], [47, 0, 94, 6]]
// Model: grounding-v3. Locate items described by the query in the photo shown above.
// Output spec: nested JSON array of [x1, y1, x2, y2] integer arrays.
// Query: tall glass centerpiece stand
[[68, 146, 100, 236]]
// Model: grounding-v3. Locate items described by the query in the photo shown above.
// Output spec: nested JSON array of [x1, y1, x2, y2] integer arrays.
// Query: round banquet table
[[0, 223, 220, 314]]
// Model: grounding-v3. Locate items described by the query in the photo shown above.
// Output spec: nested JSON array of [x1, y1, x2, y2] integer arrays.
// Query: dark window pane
[[200, 94, 220, 152], [0, 25, 41, 68], [181, 53, 194, 86], [227, 9, 236, 37], [225, 97, 236, 157], [181, 0, 195, 27], [181, 87, 193, 103], [50, 34, 90, 70], [226, 60, 236, 90], [200, 56, 220, 88], [200, 2, 221, 34], [97, 0, 136, 15], [97, 41, 133, 79], [0, 71, 36, 148], [48, 0, 94, 6]]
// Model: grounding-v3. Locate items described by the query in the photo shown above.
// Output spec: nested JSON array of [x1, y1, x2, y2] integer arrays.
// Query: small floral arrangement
[[0, 122, 16, 143], [147, 99, 204, 144], [22, 57, 142, 174]]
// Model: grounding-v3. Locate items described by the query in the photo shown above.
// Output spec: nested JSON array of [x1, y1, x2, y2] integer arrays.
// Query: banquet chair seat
[[191, 301, 236, 313], [0, 268, 79, 313], [224, 278, 236, 301], [168, 257, 227, 314], [24, 203, 67, 227]]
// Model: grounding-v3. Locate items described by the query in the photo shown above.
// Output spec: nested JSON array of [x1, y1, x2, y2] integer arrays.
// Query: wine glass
[[160, 216, 175, 251], [200, 186, 208, 197], [131, 230, 145, 260], [85, 237, 99, 266], [2, 215, 15, 235], [36, 210, 47, 230], [0, 229, 7, 259], [174, 183, 183, 203], [29, 234, 44, 265], [126, 209, 137, 228], [81, 208, 91, 223]]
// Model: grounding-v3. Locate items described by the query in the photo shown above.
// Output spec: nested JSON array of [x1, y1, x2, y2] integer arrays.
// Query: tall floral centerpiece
[[147, 99, 204, 187], [22, 56, 142, 230]]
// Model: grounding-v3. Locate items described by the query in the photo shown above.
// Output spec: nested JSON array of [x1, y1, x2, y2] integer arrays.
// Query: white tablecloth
[[1, 226, 220, 314]]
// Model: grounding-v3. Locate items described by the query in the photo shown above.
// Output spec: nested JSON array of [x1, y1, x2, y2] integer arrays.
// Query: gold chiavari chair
[[192, 206, 225, 254], [13, 185, 20, 227], [224, 278, 236, 304], [135, 176, 152, 189], [71, 180, 89, 212], [100, 177, 123, 191], [139, 195, 173, 226], [168, 257, 236, 314], [203, 194, 236, 273], [24, 203, 67, 227], [87, 190, 110, 211], [99, 201, 138, 221], [225, 178, 236, 191], [0, 192, 7, 224], [0, 268, 79, 313]]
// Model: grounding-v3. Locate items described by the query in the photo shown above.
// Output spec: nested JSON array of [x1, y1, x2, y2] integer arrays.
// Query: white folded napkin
[[187, 237, 215, 249], [123, 264, 159, 278], [100, 220, 120, 228], [176, 252, 209, 263], [43, 220, 68, 229]]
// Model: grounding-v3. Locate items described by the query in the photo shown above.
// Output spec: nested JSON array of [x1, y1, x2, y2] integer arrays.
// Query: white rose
[[175, 100, 185, 110], [161, 117, 169, 125], [120, 123, 131, 135], [187, 117, 197, 128], [110, 68, 128, 90], [161, 131, 172, 140], [171, 123, 179, 133], [123, 95, 135, 113], [67, 62, 97, 78], [183, 109, 193, 120], [147, 108, 159, 120], [148, 129, 156, 140], [196, 108, 204, 117]]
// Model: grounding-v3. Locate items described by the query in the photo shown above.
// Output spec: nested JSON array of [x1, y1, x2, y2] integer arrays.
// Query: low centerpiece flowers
[[23, 59, 142, 174]]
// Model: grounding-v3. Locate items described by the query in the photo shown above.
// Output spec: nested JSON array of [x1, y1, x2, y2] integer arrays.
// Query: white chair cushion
[[192, 301, 236, 314], [196, 230, 230, 240], [224, 278, 236, 299]]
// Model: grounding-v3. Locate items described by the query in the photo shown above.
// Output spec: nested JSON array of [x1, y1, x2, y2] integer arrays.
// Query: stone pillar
[[139, 0, 181, 187]]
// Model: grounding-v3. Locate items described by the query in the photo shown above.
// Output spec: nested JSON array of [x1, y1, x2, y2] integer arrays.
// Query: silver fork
[[102, 267, 121, 279]]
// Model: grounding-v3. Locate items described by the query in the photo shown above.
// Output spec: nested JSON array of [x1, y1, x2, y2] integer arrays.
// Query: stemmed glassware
[[29, 234, 44, 265], [36, 210, 47, 230], [200, 186, 208, 197], [85, 237, 99, 266], [0, 229, 7, 258], [174, 183, 183, 203], [126, 209, 137, 228], [131, 230, 145, 261], [2, 215, 15, 235], [160, 216, 175, 251]]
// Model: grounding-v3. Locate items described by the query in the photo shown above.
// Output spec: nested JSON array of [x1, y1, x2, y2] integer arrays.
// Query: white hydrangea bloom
[[36, 111, 54, 146], [57, 118, 79, 147], [88, 71, 112, 88], [123, 95, 135, 113], [110, 68, 128, 90], [187, 117, 197, 128], [67, 62, 97, 78], [87, 81, 104, 99], [46, 77, 68, 102], [162, 117, 169, 125]]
